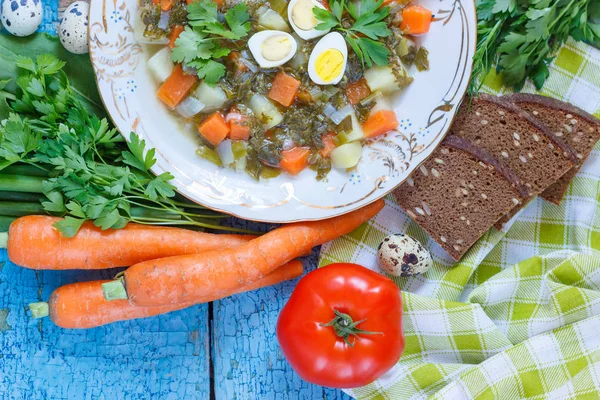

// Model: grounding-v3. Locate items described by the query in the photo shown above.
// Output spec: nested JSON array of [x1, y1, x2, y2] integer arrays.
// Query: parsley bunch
[[0, 55, 246, 236], [172, 0, 250, 85], [313, 0, 391, 67], [472, 0, 600, 93]]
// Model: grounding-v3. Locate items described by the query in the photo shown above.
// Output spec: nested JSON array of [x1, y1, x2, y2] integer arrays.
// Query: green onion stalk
[[0, 168, 252, 234]]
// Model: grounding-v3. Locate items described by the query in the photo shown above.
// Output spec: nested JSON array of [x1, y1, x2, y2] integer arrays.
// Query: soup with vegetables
[[138, 0, 430, 180]]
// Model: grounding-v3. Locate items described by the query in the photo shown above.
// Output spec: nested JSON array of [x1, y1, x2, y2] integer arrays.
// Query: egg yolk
[[315, 49, 344, 82], [261, 35, 292, 61], [292, 0, 318, 30]]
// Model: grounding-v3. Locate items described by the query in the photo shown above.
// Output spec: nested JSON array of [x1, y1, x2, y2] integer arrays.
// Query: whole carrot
[[30, 260, 304, 329], [6, 216, 256, 270], [106, 200, 384, 307]]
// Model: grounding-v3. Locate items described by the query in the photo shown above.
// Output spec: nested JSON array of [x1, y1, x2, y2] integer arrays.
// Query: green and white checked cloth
[[319, 38, 600, 400]]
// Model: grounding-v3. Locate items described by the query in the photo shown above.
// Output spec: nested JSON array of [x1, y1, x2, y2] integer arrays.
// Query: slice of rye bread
[[451, 94, 577, 198], [394, 135, 528, 260], [451, 94, 578, 228], [503, 93, 600, 205]]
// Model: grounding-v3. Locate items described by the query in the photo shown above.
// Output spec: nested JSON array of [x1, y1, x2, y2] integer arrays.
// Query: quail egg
[[287, 0, 329, 40], [307, 32, 347, 85], [248, 30, 298, 69], [59, 1, 90, 54], [1, 0, 43, 37], [377, 234, 432, 277]]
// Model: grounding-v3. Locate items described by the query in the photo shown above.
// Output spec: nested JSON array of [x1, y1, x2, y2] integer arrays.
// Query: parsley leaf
[[173, 0, 250, 84], [188, 59, 228, 85], [0, 55, 251, 237], [224, 3, 251, 39], [471, 0, 600, 92], [314, 0, 391, 67], [171, 27, 215, 64]]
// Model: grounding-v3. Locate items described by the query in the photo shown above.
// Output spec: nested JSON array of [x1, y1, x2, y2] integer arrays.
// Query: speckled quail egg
[[287, 0, 329, 40], [308, 32, 347, 85], [59, 1, 89, 54], [248, 30, 298, 68], [1, 0, 43, 37], [377, 234, 432, 277]]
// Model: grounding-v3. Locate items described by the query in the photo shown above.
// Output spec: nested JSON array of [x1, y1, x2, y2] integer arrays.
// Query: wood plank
[[0, 250, 211, 398], [211, 247, 352, 400]]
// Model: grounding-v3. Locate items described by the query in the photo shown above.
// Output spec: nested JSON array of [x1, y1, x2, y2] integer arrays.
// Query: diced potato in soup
[[139, 0, 430, 179]]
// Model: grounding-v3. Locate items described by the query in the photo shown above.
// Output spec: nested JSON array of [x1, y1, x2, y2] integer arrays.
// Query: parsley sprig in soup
[[138, 0, 431, 179]]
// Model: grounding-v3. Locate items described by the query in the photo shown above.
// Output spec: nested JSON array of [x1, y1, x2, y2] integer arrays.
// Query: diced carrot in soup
[[199, 112, 230, 146], [157, 65, 198, 109], [320, 133, 337, 157], [345, 78, 371, 105], [280, 147, 311, 175], [161, 0, 173, 11], [362, 110, 399, 138], [267, 72, 301, 107], [230, 122, 250, 141], [168, 25, 185, 49], [226, 107, 251, 141], [400, 5, 432, 35]]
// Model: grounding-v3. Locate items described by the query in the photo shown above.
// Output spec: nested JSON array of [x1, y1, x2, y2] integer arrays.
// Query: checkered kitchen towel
[[319, 38, 600, 399]]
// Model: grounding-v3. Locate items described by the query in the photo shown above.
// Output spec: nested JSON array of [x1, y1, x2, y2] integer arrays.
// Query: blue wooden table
[[0, 248, 351, 399], [0, 3, 352, 398]]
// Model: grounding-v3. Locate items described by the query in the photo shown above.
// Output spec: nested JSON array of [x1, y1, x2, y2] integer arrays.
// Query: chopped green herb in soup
[[139, 0, 430, 179]]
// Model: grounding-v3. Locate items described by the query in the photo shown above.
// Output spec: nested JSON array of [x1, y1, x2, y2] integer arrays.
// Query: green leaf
[[36, 54, 66, 75], [26, 78, 45, 97], [191, 59, 227, 85], [15, 56, 36, 72], [352, 20, 391, 40], [53, 217, 85, 238], [171, 27, 215, 64], [491, 0, 516, 14], [41, 191, 66, 213], [0, 114, 39, 161], [331, 0, 345, 21], [346, 35, 365, 66], [525, 6, 556, 40], [0, 33, 105, 117], [497, 32, 528, 53], [84, 196, 110, 219], [499, 51, 528, 87], [121, 133, 154, 172], [225, 3, 251, 39], [313, 7, 340, 31], [94, 208, 126, 230], [187, 0, 220, 26], [356, 37, 389, 67], [145, 172, 176, 200], [65, 201, 86, 218]]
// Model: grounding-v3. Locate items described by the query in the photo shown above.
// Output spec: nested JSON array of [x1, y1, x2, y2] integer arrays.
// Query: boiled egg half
[[308, 32, 347, 85], [248, 31, 298, 68], [287, 0, 330, 40]]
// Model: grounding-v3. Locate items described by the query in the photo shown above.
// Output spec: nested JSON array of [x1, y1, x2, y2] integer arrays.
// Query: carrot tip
[[29, 302, 49, 318], [102, 278, 129, 301]]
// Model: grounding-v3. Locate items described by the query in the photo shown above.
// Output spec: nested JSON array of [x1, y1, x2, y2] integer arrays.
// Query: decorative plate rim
[[88, 0, 477, 223]]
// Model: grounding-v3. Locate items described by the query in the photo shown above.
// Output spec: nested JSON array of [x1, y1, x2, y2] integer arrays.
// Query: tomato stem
[[321, 309, 383, 347]]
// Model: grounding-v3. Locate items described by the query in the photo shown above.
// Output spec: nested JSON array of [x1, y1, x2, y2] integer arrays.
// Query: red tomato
[[276, 263, 404, 388]]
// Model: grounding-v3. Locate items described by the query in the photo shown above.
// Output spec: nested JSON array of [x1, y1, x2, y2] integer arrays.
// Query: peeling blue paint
[[0, 2, 351, 396]]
